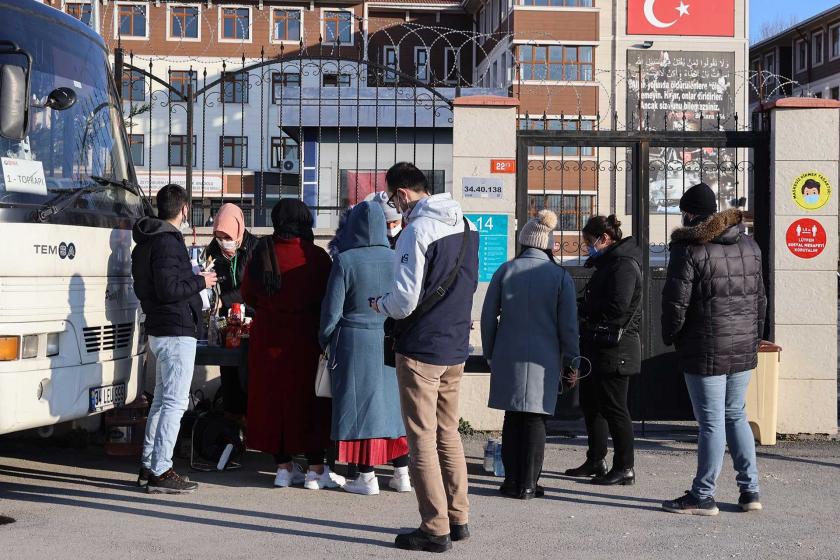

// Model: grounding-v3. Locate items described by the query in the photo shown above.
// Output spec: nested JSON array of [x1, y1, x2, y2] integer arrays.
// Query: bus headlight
[[46, 333, 60, 357], [0, 336, 19, 361], [21, 335, 39, 359]]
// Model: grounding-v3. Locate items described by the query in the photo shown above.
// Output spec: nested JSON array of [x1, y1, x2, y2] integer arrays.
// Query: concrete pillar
[[767, 98, 839, 435], [450, 95, 519, 431]]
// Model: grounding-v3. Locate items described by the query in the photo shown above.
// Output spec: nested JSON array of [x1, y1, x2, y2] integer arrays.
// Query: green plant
[[458, 418, 475, 436]]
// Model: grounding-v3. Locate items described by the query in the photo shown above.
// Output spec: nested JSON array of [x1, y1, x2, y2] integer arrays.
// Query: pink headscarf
[[213, 203, 245, 244]]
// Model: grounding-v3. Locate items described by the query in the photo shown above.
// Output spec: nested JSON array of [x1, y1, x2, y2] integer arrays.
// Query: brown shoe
[[147, 469, 198, 494]]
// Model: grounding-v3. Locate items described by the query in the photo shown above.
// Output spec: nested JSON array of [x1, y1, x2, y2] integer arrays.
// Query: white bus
[[0, 0, 149, 434]]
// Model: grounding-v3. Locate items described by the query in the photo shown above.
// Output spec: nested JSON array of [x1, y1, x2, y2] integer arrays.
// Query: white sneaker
[[303, 465, 345, 490], [274, 463, 306, 488], [389, 467, 413, 492], [343, 472, 380, 496]]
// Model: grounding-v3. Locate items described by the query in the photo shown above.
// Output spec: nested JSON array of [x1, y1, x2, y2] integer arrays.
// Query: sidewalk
[[1, 428, 838, 560]]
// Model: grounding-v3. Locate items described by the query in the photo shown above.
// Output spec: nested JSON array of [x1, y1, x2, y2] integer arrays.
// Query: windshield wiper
[[89, 175, 141, 196], [33, 176, 140, 223]]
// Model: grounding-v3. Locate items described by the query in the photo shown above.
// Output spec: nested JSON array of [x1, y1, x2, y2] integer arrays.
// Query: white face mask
[[179, 207, 190, 233], [387, 223, 402, 238], [220, 239, 238, 253]]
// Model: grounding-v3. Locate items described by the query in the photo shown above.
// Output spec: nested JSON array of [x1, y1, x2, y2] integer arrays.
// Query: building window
[[492, 60, 499, 88], [383, 46, 399, 82], [324, 10, 353, 44], [519, 117, 595, 157], [444, 47, 461, 84], [221, 7, 250, 41], [520, 0, 593, 5], [169, 70, 197, 101], [65, 2, 93, 26], [221, 72, 249, 103], [168, 135, 197, 167], [272, 9, 302, 42], [831, 24, 840, 60], [271, 72, 301, 103], [169, 5, 199, 39], [121, 70, 144, 101], [270, 136, 299, 169], [116, 3, 147, 38], [796, 39, 808, 73], [415, 47, 429, 82], [323, 73, 351, 87], [529, 194, 595, 232], [831, 86, 840, 100], [220, 136, 248, 168], [517, 45, 594, 81], [813, 30, 825, 66], [129, 134, 144, 166]]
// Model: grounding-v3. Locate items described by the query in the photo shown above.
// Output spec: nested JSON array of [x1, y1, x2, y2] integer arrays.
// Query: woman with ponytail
[[565, 215, 642, 486], [481, 209, 580, 500]]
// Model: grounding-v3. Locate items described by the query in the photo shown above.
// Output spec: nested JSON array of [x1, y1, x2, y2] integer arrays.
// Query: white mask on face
[[388, 223, 402, 238], [180, 207, 191, 233], [220, 239, 238, 253]]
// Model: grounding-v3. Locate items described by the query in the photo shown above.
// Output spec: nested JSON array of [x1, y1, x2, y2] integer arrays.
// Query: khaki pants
[[396, 354, 470, 536]]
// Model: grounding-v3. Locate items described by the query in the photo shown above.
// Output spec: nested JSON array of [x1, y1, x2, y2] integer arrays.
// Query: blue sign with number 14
[[465, 214, 509, 282]]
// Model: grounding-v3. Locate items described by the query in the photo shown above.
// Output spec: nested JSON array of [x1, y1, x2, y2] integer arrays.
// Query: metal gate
[[516, 115, 771, 421]]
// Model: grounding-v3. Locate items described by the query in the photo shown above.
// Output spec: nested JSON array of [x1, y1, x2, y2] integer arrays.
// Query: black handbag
[[581, 259, 641, 349], [383, 218, 471, 367]]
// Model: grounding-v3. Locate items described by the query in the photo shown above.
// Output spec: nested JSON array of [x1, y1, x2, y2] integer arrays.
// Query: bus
[[0, 0, 149, 434]]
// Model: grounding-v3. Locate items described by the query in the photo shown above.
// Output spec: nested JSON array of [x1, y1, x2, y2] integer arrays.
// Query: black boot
[[592, 467, 635, 486], [499, 478, 519, 498], [394, 529, 452, 553], [564, 459, 608, 478]]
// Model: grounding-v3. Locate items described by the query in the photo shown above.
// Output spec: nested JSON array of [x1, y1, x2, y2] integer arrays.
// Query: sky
[[750, 0, 839, 43]]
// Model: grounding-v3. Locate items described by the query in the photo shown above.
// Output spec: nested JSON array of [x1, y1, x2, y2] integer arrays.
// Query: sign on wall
[[792, 172, 831, 211], [786, 218, 827, 259], [136, 174, 223, 196], [627, 0, 735, 37], [463, 177, 503, 199], [490, 159, 516, 174], [466, 214, 509, 282]]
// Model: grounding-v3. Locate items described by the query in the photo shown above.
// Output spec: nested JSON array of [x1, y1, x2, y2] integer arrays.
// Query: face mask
[[587, 246, 601, 258], [388, 223, 402, 238], [220, 239, 238, 253], [179, 208, 190, 233], [804, 194, 820, 205]]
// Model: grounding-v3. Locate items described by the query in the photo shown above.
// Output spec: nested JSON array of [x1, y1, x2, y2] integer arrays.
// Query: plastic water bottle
[[483, 439, 496, 473], [493, 439, 505, 477]]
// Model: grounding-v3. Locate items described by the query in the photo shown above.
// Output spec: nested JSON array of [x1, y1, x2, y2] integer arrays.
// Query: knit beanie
[[679, 182, 717, 217], [365, 191, 402, 223], [518, 209, 557, 250]]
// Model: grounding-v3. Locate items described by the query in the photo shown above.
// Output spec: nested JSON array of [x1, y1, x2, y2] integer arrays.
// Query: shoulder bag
[[581, 258, 641, 349]]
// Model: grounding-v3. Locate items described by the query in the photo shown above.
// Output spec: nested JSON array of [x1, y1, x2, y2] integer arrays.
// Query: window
[[221, 72, 248, 103], [65, 2, 93, 26], [814, 91, 824, 99], [383, 46, 399, 82], [831, 86, 839, 100], [129, 134, 144, 166], [169, 70, 197, 101], [520, 0, 593, 5], [813, 30, 825, 66], [763, 52, 778, 91], [492, 61, 499, 88], [169, 5, 199, 39], [272, 9, 302, 42], [519, 117, 595, 157], [831, 24, 840, 60], [270, 136, 299, 169], [116, 3, 147, 38], [221, 7, 250, 41], [796, 39, 808, 72], [323, 73, 351, 87], [220, 136, 248, 168], [517, 45, 594, 81], [324, 10, 353, 44], [271, 72, 301, 103], [444, 47, 461, 84], [168, 135, 197, 167], [121, 70, 144, 101], [764, 52, 776, 75], [415, 47, 429, 82], [528, 194, 596, 232]]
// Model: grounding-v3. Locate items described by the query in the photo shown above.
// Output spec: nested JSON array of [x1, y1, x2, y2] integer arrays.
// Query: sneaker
[[146, 469, 198, 494], [274, 463, 306, 488], [303, 465, 345, 490], [450, 524, 470, 542], [388, 467, 413, 493], [137, 467, 151, 488], [394, 529, 452, 553], [739, 491, 763, 512], [343, 472, 380, 496], [662, 491, 719, 516]]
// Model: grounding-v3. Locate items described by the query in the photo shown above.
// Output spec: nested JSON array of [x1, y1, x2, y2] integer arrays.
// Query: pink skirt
[[337, 437, 409, 467]]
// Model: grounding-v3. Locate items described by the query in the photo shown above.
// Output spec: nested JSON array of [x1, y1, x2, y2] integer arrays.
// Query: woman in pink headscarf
[[206, 203, 259, 420]]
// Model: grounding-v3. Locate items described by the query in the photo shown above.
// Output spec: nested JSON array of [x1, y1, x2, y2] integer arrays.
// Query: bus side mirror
[[0, 64, 28, 140]]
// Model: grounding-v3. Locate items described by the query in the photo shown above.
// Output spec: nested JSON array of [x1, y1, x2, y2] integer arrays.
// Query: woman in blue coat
[[481, 209, 580, 500], [320, 201, 410, 496]]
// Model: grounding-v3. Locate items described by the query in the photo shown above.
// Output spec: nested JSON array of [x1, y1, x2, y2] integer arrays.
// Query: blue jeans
[[142, 336, 196, 476], [684, 371, 760, 499]]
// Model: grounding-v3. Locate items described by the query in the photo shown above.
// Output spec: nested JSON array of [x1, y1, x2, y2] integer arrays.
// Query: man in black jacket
[[132, 184, 217, 494], [660, 183, 766, 516]]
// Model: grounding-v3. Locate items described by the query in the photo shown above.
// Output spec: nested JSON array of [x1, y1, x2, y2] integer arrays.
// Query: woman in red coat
[[242, 199, 342, 490]]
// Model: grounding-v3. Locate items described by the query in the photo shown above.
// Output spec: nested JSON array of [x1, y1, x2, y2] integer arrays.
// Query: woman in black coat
[[205, 203, 259, 419], [565, 215, 642, 486]]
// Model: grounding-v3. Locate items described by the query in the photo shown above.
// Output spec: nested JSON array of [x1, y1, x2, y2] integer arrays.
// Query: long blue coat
[[481, 248, 580, 415], [319, 201, 406, 441]]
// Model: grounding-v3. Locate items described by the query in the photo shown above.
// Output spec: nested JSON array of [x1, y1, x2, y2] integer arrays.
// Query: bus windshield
[[0, 8, 145, 229]]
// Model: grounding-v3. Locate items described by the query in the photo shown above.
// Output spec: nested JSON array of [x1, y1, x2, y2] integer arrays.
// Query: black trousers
[[501, 411, 548, 489], [579, 370, 635, 470], [220, 365, 248, 415]]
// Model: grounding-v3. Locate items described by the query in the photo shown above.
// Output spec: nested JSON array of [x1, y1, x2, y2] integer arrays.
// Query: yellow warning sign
[[792, 172, 831, 210]]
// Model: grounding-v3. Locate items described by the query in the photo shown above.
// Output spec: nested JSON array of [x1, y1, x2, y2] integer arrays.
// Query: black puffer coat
[[206, 229, 259, 315], [661, 209, 766, 376], [579, 237, 643, 376]]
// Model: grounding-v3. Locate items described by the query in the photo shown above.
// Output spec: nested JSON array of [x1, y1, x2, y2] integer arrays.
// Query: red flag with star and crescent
[[627, 0, 735, 37]]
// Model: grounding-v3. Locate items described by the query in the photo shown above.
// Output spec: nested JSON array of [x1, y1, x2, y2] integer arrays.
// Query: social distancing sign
[[786, 218, 826, 259], [792, 172, 831, 211]]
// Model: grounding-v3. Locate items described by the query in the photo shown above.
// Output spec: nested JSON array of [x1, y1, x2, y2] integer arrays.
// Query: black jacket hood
[[670, 208, 743, 246], [133, 216, 181, 244], [587, 236, 641, 269]]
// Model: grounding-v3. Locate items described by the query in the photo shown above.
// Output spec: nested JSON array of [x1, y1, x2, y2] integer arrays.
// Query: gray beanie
[[365, 191, 402, 223], [518, 209, 558, 250]]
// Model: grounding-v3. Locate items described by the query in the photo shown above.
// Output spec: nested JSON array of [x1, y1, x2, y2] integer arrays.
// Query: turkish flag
[[627, 0, 735, 37]]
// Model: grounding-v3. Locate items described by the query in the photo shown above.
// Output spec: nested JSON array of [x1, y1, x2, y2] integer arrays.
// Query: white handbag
[[315, 351, 332, 398]]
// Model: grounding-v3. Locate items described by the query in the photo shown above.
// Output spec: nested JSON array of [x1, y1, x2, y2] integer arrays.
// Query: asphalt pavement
[[1, 426, 838, 560]]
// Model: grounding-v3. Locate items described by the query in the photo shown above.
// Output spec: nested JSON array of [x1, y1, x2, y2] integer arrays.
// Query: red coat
[[241, 237, 332, 456]]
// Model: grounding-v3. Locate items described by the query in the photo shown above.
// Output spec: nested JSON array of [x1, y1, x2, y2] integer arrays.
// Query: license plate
[[89, 383, 126, 413]]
